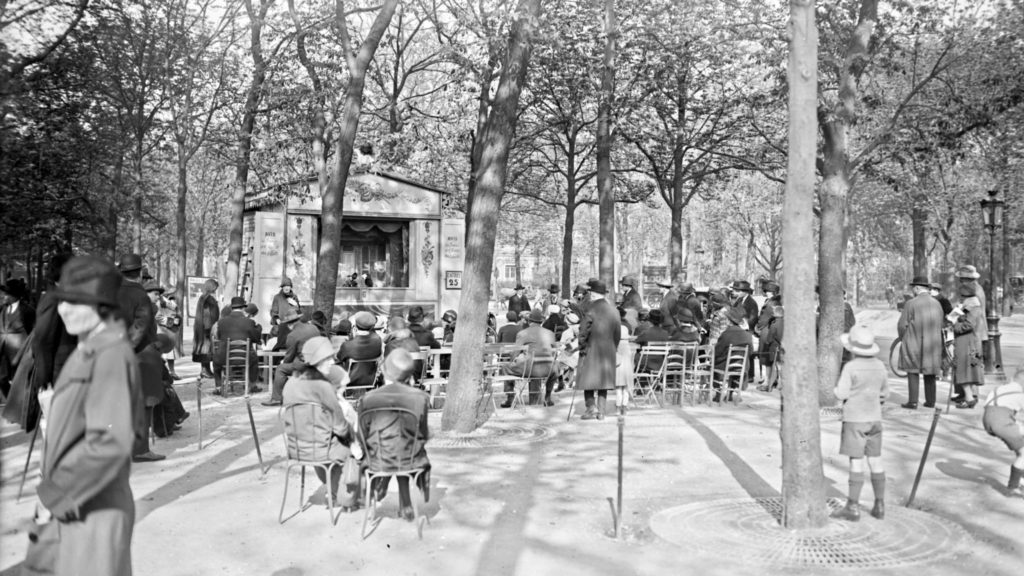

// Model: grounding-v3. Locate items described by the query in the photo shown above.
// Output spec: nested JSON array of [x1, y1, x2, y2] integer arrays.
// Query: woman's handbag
[[23, 517, 59, 575]]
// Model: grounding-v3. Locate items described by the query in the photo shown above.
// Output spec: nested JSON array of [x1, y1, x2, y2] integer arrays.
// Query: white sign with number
[[445, 271, 462, 290]]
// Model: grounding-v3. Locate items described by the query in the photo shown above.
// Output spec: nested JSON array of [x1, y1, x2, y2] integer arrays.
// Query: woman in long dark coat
[[576, 280, 620, 420], [35, 255, 138, 576], [192, 279, 219, 378], [952, 284, 985, 408]]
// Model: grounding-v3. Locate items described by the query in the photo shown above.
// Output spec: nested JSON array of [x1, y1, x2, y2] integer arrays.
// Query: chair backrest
[[635, 343, 670, 374], [724, 344, 749, 377], [346, 356, 381, 387], [225, 339, 250, 383], [280, 402, 336, 463], [661, 352, 687, 386], [523, 349, 555, 379], [425, 348, 452, 380], [358, 405, 425, 474]]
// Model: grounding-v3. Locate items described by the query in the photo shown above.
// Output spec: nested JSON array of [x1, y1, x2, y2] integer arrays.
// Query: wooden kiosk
[[242, 170, 465, 328]]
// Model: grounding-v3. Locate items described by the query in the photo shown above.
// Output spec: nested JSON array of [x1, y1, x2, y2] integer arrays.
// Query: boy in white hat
[[832, 325, 890, 521]]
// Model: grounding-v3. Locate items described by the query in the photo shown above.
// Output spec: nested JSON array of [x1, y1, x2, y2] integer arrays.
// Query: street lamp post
[[980, 189, 1006, 383]]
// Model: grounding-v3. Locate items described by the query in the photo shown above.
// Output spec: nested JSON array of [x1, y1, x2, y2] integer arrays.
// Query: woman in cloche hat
[[34, 255, 138, 575]]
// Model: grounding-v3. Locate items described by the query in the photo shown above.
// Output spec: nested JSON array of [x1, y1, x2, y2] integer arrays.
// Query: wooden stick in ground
[[17, 420, 40, 502], [907, 407, 942, 507]]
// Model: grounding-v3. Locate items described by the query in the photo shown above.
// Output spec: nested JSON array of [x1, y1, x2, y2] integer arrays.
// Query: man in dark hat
[[755, 281, 782, 338], [507, 284, 531, 316], [337, 311, 383, 389], [0, 278, 35, 398], [730, 280, 759, 331], [212, 296, 262, 393], [263, 309, 319, 406], [117, 254, 164, 462], [619, 276, 643, 329], [441, 309, 457, 345], [577, 279, 621, 419], [270, 276, 301, 331], [896, 276, 945, 409], [570, 282, 591, 316], [116, 253, 156, 353]]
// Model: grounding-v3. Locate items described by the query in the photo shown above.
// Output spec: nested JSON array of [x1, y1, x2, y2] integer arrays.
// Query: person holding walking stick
[[832, 325, 889, 522]]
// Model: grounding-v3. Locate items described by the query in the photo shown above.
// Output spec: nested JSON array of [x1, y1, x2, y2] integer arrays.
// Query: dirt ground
[[2, 306, 1023, 576]]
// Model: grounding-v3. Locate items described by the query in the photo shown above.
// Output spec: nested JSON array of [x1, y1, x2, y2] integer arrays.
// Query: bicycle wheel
[[889, 338, 907, 377]]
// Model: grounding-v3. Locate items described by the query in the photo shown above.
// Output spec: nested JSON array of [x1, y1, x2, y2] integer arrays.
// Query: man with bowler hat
[[576, 279, 621, 419], [897, 276, 945, 409], [507, 284, 531, 316]]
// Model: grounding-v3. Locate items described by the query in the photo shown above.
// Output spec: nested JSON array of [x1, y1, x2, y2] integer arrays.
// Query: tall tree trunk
[[176, 153, 189, 352], [224, 0, 274, 299], [465, 58, 496, 238], [443, 0, 541, 433], [561, 201, 576, 296], [596, 0, 616, 286], [816, 0, 877, 403], [911, 204, 928, 276], [313, 0, 399, 317], [781, 0, 827, 530]]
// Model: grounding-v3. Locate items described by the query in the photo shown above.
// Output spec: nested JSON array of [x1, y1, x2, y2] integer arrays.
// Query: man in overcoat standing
[[576, 279, 621, 420], [117, 253, 163, 462], [507, 284, 532, 316], [897, 276, 945, 409]]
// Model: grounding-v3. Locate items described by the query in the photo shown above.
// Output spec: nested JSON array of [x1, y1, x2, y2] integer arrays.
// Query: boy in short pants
[[982, 364, 1024, 497], [832, 325, 890, 521]]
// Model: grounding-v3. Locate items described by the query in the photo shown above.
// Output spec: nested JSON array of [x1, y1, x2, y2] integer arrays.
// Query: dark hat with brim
[[730, 280, 753, 293], [549, 283, 560, 293], [280, 276, 293, 287], [0, 279, 28, 300], [528, 309, 544, 324], [677, 307, 695, 325], [514, 283, 526, 290], [50, 255, 123, 307], [407, 305, 424, 323], [909, 276, 931, 288], [118, 253, 143, 273], [244, 303, 259, 316], [620, 276, 636, 288], [573, 283, 590, 295], [280, 310, 302, 324], [230, 296, 246, 309], [656, 281, 673, 289], [648, 309, 664, 324], [588, 279, 608, 294]]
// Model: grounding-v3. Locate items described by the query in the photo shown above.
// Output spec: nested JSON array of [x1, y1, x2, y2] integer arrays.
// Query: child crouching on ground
[[832, 325, 890, 521], [981, 363, 1024, 498]]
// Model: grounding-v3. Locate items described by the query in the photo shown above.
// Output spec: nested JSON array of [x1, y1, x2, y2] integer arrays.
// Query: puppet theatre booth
[[243, 170, 465, 329]]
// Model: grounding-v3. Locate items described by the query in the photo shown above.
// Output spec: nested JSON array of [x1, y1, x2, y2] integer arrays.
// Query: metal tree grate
[[650, 497, 969, 569]]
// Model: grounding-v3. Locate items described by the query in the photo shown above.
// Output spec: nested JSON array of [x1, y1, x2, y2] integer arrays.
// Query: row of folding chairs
[[632, 342, 750, 407]]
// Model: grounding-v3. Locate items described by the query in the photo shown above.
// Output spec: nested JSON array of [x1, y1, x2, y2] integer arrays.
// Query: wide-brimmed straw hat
[[840, 325, 879, 356]]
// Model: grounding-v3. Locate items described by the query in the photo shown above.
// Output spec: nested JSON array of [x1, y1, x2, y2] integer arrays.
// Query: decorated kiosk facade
[[243, 170, 464, 328]]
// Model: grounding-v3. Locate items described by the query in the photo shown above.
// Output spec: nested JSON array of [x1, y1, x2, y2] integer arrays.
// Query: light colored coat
[[952, 297, 985, 386], [897, 292, 944, 375], [38, 324, 138, 576]]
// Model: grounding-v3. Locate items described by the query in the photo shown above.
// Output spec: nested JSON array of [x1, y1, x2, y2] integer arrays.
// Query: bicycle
[[888, 329, 954, 378]]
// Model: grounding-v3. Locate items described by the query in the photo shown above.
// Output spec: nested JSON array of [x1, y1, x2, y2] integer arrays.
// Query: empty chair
[[633, 343, 669, 408]]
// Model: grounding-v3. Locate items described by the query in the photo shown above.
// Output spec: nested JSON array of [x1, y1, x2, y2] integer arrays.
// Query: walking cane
[[17, 418, 41, 502], [607, 387, 625, 538], [244, 375, 266, 476], [906, 407, 942, 507]]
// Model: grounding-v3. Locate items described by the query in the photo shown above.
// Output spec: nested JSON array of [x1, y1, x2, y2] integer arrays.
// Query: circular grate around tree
[[650, 497, 969, 569]]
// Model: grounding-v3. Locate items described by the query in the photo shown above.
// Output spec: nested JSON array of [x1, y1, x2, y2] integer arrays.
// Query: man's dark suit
[[337, 332, 383, 386], [359, 381, 431, 508], [213, 310, 262, 385]]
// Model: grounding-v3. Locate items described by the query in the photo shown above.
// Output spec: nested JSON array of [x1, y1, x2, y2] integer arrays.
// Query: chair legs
[[279, 463, 338, 525], [362, 471, 426, 540]]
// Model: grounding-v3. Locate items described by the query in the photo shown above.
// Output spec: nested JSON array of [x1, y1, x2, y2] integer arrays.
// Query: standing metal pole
[[906, 407, 941, 507], [17, 421, 41, 502], [244, 360, 266, 475], [607, 388, 625, 538]]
